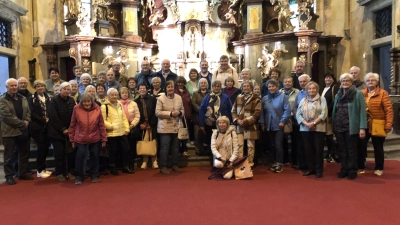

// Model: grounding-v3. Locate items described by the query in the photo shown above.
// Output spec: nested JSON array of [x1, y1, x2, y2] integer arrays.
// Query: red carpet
[[1, 161, 400, 225]]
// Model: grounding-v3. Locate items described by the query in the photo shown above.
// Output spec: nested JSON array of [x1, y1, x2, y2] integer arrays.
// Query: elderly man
[[0, 78, 32, 185], [291, 61, 305, 90], [350, 66, 366, 90], [292, 74, 311, 171], [199, 60, 212, 89], [72, 65, 83, 84], [211, 55, 239, 88], [17, 77, 32, 98], [134, 60, 153, 90], [152, 59, 178, 89], [111, 61, 128, 87]]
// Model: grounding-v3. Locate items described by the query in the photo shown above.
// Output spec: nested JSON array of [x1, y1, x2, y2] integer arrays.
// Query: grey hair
[[53, 84, 60, 91], [69, 80, 78, 85], [364, 72, 379, 83], [298, 74, 311, 82], [283, 76, 293, 82], [198, 78, 209, 89], [212, 80, 222, 87], [266, 79, 278, 87], [216, 116, 230, 132], [350, 66, 360, 73], [33, 80, 45, 88], [296, 61, 305, 67], [5, 78, 17, 86], [17, 77, 28, 83], [340, 73, 354, 82], [107, 87, 118, 96], [80, 73, 93, 83], [84, 85, 96, 95], [241, 68, 251, 75], [59, 82, 71, 90], [242, 80, 254, 90], [151, 76, 161, 83], [305, 81, 320, 93]]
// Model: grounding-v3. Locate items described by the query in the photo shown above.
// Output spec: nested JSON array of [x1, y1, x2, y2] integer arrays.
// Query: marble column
[[120, 0, 142, 42], [244, 0, 264, 38], [66, 35, 95, 74], [294, 30, 321, 75]]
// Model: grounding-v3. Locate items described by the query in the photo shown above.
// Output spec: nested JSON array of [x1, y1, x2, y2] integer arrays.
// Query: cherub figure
[[224, 9, 237, 25], [148, 10, 164, 27]]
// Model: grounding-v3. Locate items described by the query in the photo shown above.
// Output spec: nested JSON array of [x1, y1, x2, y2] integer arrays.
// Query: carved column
[[390, 47, 400, 95], [120, 0, 142, 42], [244, 0, 263, 38], [294, 30, 321, 75], [66, 35, 95, 74]]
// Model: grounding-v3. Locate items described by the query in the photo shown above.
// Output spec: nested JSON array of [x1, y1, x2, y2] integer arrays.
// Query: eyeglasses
[[366, 80, 377, 83]]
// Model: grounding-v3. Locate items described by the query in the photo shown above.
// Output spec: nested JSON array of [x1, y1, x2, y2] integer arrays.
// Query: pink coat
[[69, 103, 107, 144]]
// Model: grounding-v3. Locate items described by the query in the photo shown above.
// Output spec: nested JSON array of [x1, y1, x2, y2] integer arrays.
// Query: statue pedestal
[[94, 20, 110, 37], [64, 18, 78, 36]]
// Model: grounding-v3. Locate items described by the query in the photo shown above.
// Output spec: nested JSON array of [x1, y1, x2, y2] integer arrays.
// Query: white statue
[[224, 9, 237, 25], [149, 10, 164, 27], [205, 3, 215, 22]]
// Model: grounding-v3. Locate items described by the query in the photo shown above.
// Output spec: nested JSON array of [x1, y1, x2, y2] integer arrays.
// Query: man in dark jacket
[[200, 60, 212, 89], [0, 78, 32, 185], [134, 60, 153, 90], [152, 59, 177, 89], [291, 61, 305, 90]]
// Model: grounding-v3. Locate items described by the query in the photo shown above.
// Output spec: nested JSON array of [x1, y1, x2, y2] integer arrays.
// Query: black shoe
[[110, 168, 119, 176], [123, 166, 134, 174], [303, 170, 316, 176], [274, 165, 283, 173], [315, 173, 323, 178], [18, 174, 34, 180], [347, 171, 357, 180], [6, 178, 16, 185], [294, 165, 301, 170], [326, 156, 333, 163], [337, 171, 348, 179]]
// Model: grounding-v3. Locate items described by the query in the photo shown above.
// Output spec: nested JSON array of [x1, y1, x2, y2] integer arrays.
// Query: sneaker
[[44, 170, 53, 175], [326, 156, 333, 163], [269, 163, 277, 171], [75, 178, 82, 185], [160, 167, 170, 175], [357, 169, 365, 174], [141, 162, 147, 169], [91, 177, 99, 183], [152, 161, 159, 169], [374, 170, 383, 176], [172, 165, 181, 172], [67, 173, 75, 180], [56, 174, 66, 182], [274, 165, 283, 173], [37, 170, 51, 178], [183, 151, 190, 157]]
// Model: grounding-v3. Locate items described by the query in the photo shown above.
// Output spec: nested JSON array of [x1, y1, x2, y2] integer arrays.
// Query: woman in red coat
[[69, 93, 107, 184]]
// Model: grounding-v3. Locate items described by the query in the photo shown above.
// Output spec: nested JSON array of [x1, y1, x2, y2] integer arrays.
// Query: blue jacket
[[259, 91, 291, 131], [152, 70, 178, 89], [134, 71, 153, 89], [199, 93, 232, 127]]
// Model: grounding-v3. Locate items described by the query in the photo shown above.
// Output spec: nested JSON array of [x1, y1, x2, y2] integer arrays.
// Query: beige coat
[[156, 93, 184, 134], [211, 125, 239, 162]]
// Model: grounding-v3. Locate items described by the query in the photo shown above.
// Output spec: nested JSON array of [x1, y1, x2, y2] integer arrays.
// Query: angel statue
[[228, 0, 239, 9], [205, 2, 215, 22], [63, 0, 81, 19], [224, 9, 237, 25], [148, 10, 165, 27], [257, 47, 277, 79], [275, 0, 294, 32]]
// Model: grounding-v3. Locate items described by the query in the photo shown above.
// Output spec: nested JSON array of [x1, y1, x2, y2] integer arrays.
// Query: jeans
[[159, 133, 179, 168], [335, 131, 359, 173], [301, 131, 325, 173], [75, 142, 100, 179], [3, 132, 30, 179], [359, 129, 386, 170], [267, 130, 284, 165]]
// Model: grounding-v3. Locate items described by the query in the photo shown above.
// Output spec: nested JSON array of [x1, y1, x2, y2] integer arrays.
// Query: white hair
[[340, 73, 354, 82], [80, 73, 93, 83], [69, 80, 78, 85], [151, 76, 161, 83], [59, 82, 71, 90], [241, 68, 251, 74], [364, 72, 380, 83], [5, 78, 17, 86], [198, 78, 209, 89], [107, 87, 118, 95], [17, 77, 28, 83], [298, 74, 311, 82]]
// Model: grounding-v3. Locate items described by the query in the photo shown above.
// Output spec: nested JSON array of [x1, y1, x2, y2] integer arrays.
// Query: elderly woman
[[28, 80, 52, 178], [192, 78, 211, 155], [222, 76, 241, 104], [358, 73, 393, 176], [47, 82, 76, 181], [253, 84, 261, 98], [151, 76, 165, 97], [96, 84, 107, 104], [101, 88, 132, 175], [240, 68, 258, 90], [211, 116, 239, 179], [97, 71, 107, 85], [69, 80, 80, 104], [156, 81, 184, 175], [45, 67, 64, 97], [296, 82, 327, 178], [53, 84, 61, 96], [127, 77, 140, 100], [175, 76, 193, 156], [232, 81, 261, 168], [332, 73, 367, 180], [186, 68, 200, 97], [84, 85, 101, 106], [69, 93, 107, 184], [261, 68, 283, 97], [321, 73, 339, 162], [280, 76, 299, 166], [260, 79, 291, 173], [120, 87, 141, 170], [135, 83, 159, 169], [78, 73, 92, 95], [199, 80, 233, 158]]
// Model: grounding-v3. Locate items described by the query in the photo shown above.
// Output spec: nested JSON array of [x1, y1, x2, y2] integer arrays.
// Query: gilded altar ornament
[[63, 0, 81, 19], [228, 0, 239, 9], [148, 10, 164, 27], [125, 9, 136, 32], [224, 9, 237, 25], [273, 0, 294, 32], [257, 46, 287, 79], [82, 58, 91, 73], [297, 0, 313, 30], [249, 7, 260, 30], [298, 38, 309, 52], [205, 3, 215, 22]]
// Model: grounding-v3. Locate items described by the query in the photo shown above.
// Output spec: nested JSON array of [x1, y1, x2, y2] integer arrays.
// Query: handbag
[[136, 130, 157, 156], [284, 117, 293, 134], [371, 119, 387, 137], [178, 115, 189, 140]]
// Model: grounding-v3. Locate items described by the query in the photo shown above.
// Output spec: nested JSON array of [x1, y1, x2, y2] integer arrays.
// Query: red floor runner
[[1, 161, 400, 225]]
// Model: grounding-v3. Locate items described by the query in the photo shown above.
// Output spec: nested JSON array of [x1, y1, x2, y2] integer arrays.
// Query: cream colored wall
[[10, 0, 64, 92]]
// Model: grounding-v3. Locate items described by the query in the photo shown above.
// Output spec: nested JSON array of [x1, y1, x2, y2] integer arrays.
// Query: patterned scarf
[[302, 93, 321, 121]]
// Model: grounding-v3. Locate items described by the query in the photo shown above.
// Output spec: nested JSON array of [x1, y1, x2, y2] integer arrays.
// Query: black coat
[[135, 94, 158, 139], [28, 92, 51, 132], [321, 84, 339, 117], [47, 95, 75, 140], [222, 87, 242, 105]]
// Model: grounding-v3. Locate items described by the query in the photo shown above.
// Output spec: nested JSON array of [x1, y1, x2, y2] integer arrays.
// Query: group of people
[[0, 55, 393, 185]]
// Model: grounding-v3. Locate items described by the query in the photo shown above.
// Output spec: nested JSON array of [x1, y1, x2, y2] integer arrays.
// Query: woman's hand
[[140, 124, 147, 130], [101, 142, 106, 148], [63, 129, 69, 135], [279, 122, 284, 128], [237, 119, 243, 126], [359, 129, 366, 139], [71, 142, 75, 148], [171, 111, 180, 117]]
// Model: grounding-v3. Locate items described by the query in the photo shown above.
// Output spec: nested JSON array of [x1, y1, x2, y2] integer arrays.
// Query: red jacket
[[69, 103, 107, 144]]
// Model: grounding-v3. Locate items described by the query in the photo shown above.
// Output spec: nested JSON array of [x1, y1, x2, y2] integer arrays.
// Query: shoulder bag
[[178, 115, 189, 140], [136, 130, 157, 156]]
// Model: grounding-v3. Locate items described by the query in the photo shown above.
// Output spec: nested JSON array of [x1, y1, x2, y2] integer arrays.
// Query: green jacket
[[332, 90, 367, 135], [0, 93, 31, 137]]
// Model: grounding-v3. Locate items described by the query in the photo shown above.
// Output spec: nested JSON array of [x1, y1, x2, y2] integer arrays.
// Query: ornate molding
[[390, 47, 400, 95], [0, 0, 28, 22]]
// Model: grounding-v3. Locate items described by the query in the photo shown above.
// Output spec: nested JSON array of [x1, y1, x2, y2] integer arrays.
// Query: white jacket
[[211, 125, 239, 162], [156, 93, 184, 134]]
